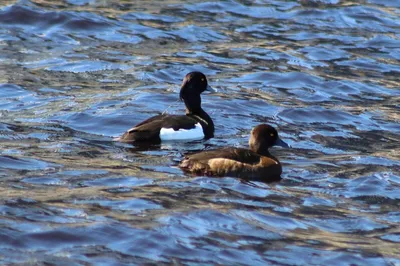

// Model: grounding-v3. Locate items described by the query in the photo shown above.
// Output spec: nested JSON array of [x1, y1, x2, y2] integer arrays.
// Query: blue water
[[1, 0, 400, 265]]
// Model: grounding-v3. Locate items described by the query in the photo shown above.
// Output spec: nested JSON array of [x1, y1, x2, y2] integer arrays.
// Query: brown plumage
[[179, 124, 290, 182]]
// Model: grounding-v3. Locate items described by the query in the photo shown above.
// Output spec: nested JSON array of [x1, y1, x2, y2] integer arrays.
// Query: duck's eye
[[270, 133, 275, 137], [201, 78, 205, 82]]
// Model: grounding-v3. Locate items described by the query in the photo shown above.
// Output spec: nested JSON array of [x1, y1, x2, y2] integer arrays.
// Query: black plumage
[[117, 72, 214, 143]]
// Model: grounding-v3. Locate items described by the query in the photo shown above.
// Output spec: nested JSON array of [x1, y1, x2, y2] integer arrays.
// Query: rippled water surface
[[1, 0, 400, 265]]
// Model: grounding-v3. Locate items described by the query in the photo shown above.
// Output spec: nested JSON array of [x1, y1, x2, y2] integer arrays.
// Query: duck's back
[[117, 114, 201, 143], [180, 148, 282, 181]]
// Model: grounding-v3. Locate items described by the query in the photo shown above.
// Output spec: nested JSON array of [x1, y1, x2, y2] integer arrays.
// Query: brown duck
[[179, 124, 290, 182]]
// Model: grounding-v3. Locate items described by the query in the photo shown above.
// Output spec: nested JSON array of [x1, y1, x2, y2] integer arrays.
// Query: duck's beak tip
[[206, 85, 217, 92], [275, 138, 290, 148]]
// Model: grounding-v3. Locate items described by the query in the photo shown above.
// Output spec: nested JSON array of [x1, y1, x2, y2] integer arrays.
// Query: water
[[1, 0, 399, 264]]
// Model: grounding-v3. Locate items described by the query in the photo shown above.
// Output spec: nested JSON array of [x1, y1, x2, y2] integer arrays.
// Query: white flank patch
[[160, 123, 204, 141]]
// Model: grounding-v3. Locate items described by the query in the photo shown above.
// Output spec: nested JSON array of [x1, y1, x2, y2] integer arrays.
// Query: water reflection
[[0, 0, 399, 265]]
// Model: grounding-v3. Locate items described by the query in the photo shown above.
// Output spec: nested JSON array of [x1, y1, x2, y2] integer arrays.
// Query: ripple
[[367, 0, 400, 7], [306, 216, 388, 233], [185, 2, 292, 19], [1, 0, 400, 264], [292, 6, 399, 32], [336, 57, 400, 73], [47, 59, 131, 73], [381, 234, 400, 243], [378, 212, 400, 224], [343, 174, 400, 200], [300, 45, 350, 61], [122, 12, 184, 23], [302, 196, 336, 207], [82, 176, 153, 187], [159, 209, 282, 239], [176, 51, 249, 65], [279, 106, 356, 124], [123, 23, 170, 40], [339, 157, 400, 167], [264, 245, 391, 266], [236, 210, 308, 231], [228, 71, 324, 90], [76, 198, 162, 214], [0, 84, 42, 111], [0, 155, 56, 171], [0, 4, 145, 45], [66, 0, 94, 6], [21, 176, 66, 186], [0, 5, 112, 40], [0, 204, 87, 224], [171, 25, 227, 42]]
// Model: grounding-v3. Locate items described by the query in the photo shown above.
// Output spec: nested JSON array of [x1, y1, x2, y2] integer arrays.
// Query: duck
[[179, 124, 289, 182], [116, 72, 215, 143]]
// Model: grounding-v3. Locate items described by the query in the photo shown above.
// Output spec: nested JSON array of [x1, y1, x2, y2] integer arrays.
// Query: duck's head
[[249, 124, 290, 155], [179, 72, 213, 101]]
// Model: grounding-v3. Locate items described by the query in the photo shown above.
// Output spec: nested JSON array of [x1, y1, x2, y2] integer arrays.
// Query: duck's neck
[[183, 95, 201, 114], [250, 142, 272, 157], [183, 96, 214, 138]]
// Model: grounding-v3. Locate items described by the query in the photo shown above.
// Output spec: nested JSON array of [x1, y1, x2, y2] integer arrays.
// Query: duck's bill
[[275, 137, 290, 148], [206, 85, 217, 92]]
